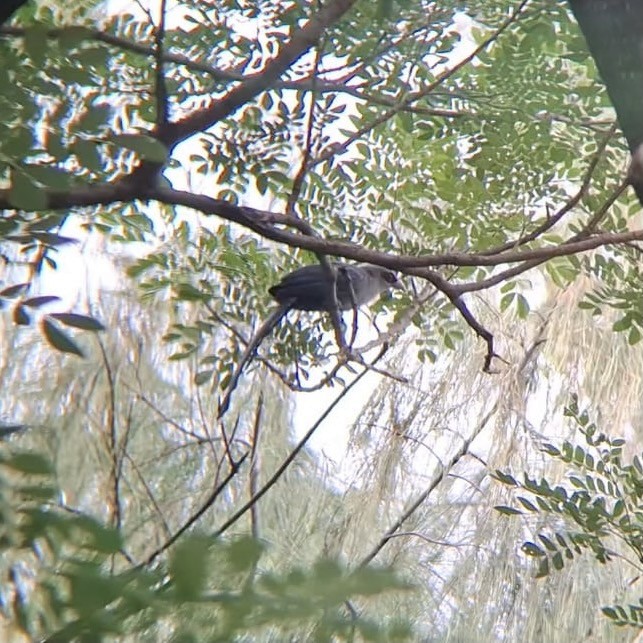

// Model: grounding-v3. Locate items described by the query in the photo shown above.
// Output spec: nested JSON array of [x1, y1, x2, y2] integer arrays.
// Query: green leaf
[[612, 316, 631, 332], [492, 470, 518, 486], [541, 443, 560, 456], [41, 319, 84, 357], [628, 326, 641, 345], [73, 139, 104, 172], [58, 25, 92, 47], [1, 452, 53, 475], [110, 134, 168, 163], [517, 497, 538, 512], [226, 536, 264, 573], [515, 294, 530, 319], [174, 283, 209, 301], [194, 369, 214, 386], [9, 169, 47, 210], [535, 557, 550, 578], [24, 165, 72, 189], [613, 499, 625, 518], [6, 232, 77, 246], [601, 607, 618, 620], [552, 552, 564, 570], [376, 0, 395, 20], [50, 312, 105, 331], [23, 26, 49, 67], [72, 515, 123, 553], [522, 542, 545, 557], [500, 292, 515, 312], [13, 305, 30, 326], [23, 295, 61, 308], [77, 104, 112, 133], [16, 484, 57, 501], [494, 505, 522, 516], [169, 535, 211, 599], [66, 563, 128, 617], [0, 283, 29, 298], [537, 535, 555, 552]]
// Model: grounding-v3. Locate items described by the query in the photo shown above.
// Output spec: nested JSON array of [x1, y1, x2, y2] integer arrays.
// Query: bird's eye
[[384, 271, 397, 283]]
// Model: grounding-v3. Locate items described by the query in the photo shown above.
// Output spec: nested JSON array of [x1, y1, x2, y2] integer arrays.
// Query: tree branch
[[213, 346, 388, 538], [313, 0, 531, 167], [157, 0, 360, 149]]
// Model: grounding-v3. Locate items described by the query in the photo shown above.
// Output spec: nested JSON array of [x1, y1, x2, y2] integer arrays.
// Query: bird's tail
[[217, 304, 289, 419]]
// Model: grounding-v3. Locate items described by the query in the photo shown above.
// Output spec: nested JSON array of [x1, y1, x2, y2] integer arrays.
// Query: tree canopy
[[2, 0, 643, 641]]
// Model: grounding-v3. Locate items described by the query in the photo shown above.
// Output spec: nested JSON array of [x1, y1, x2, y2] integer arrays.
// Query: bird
[[217, 262, 402, 418], [568, 0, 643, 204]]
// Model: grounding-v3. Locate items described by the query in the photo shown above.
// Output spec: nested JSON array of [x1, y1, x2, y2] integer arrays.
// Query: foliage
[[494, 396, 643, 629], [2, 0, 643, 640], [0, 0, 637, 379], [0, 282, 104, 356], [0, 443, 411, 641]]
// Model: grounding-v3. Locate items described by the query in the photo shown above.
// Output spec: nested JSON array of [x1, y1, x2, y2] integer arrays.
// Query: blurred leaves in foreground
[[0, 445, 413, 641]]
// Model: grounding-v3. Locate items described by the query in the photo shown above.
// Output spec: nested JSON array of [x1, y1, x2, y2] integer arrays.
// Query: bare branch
[[140, 452, 248, 567]]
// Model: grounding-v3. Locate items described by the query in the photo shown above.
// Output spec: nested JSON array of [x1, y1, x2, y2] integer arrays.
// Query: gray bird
[[218, 263, 402, 418]]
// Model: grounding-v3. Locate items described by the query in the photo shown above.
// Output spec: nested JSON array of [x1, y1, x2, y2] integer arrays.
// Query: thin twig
[[140, 452, 248, 567], [213, 345, 389, 537]]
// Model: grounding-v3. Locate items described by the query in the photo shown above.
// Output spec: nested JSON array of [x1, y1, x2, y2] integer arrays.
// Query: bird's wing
[[269, 264, 338, 311]]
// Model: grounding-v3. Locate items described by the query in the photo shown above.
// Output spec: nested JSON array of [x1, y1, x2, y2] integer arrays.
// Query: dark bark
[[568, 0, 643, 203], [0, 0, 28, 26]]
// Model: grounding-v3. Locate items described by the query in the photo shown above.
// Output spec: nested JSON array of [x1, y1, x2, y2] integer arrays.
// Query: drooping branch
[[213, 345, 388, 538]]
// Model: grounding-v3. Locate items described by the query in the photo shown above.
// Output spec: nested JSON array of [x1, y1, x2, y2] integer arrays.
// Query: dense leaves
[[1, 0, 637, 374], [495, 398, 643, 627], [0, 445, 410, 641], [2, 0, 643, 640]]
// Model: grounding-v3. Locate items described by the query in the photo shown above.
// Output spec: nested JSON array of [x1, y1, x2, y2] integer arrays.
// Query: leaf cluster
[[0, 282, 104, 356], [494, 396, 643, 629], [0, 444, 412, 641]]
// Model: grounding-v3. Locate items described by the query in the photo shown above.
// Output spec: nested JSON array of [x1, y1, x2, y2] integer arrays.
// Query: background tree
[[1, 0, 643, 640]]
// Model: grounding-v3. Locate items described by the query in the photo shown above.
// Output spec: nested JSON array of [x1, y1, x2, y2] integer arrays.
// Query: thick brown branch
[[148, 187, 642, 271], [158, 0, 359, 148], [0, 183, 635, 275]]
